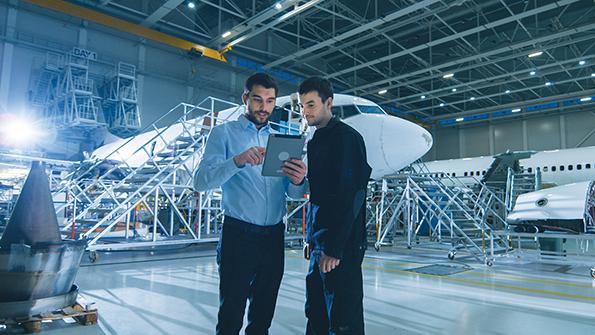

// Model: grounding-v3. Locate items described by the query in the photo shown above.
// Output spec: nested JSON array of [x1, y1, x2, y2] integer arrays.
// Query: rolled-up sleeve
[[286, 178, 309, 199]]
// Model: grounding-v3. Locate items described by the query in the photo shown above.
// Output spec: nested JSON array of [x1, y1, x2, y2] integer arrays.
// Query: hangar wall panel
[[434, 127, 459, 160], [16, 9, 78, 48], [565, 111, 595, 148], [526, 115, 561, 151], [460, 125, 489, 157], [493, 121, 523, 154]]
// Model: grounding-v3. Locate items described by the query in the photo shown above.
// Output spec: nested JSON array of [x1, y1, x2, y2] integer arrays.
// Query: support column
[[0, 5, 17, 113], [137, 42, 146, 112], [559, 115, 566, 149], [522, 120, 528, 150], [488, 124, 495, 155], [78, 21, 88, 47], [458, 127, 465, 158]]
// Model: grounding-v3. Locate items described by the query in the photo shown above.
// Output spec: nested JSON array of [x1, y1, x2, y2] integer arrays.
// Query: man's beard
[[246, 109, 270, 126]]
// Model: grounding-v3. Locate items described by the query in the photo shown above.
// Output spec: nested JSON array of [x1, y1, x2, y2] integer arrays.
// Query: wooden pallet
[[0, 298, 98, 333]]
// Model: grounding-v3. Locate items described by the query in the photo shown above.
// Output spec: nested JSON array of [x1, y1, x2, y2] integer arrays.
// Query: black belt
[[223, 216, 284, 234]]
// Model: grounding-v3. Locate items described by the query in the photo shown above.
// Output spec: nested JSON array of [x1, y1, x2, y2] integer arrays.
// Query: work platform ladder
[[373, 169, 510, 264], [52, 96, 307, 252]]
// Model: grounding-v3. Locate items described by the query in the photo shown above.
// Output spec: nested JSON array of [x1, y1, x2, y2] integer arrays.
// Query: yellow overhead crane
[[24, 0, 229, 62]]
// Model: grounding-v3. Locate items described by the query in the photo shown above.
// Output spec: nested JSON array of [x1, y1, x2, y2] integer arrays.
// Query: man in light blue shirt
[[194, 73, 307, 335]]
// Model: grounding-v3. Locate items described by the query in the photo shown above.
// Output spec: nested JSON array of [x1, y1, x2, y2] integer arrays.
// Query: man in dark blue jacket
[[300, 77, 372, 334]]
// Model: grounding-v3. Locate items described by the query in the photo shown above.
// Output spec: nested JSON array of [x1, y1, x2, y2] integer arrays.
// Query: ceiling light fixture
[[528, 51, 543, 58], [580, 97, 592, 102], [530, 71, 536, 76], [222, 31, 232, 38], [505, 90, 511, 94], [455, 117, 464, 122], [187, 1, 196, 9], [512, 108, 521, 113], [275, 2, 282, 9], [451, 88, 457, 92], [439, 103, 445, 107], [470, 97, 475, 101], [579, 60, 586, 65], [545, 82, 552, 86], [421, 95, 426, 99], [378, 89, 387, 95], [443, 73, 454, 79]]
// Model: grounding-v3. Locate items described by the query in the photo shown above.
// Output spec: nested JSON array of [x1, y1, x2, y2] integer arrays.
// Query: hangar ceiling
[[64, 0, 594, 124]]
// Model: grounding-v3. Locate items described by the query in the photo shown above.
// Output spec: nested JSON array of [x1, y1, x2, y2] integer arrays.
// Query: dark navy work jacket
[[306, 117, 372, 259]]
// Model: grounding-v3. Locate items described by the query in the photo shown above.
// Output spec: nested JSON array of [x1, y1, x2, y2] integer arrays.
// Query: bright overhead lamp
[[545, 82, 552, 86], [187, 1, 196, 9], [469, 97, 475, 101], [591, 73, 595, 77], [505, 90, 511, 94], [222, 31, 232, 38], [421, 95, 426, 99], [455, 117, 464, 122], [528, 51, 543, 58], [378, 89, 387, 95], [579, 60, 586, 65], [275, 2, 282, 9], [580, 97, 592, 102], [511, 108, 521, 113], [451, 88, 457, 92], [529, 71, 536, 76], [443, 73, 454, 79], [439, 103, 445, 107]]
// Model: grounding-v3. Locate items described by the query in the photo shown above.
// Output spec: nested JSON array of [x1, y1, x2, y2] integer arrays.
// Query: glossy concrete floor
[[3, 246, 595, 334]]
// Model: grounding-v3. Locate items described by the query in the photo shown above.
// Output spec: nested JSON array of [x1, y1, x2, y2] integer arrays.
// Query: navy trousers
[[305, 249, 366, 335], [216, 216, 285, 335]]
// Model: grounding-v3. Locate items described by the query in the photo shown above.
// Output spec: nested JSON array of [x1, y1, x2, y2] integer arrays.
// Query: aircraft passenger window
[[528, 168, 533, 173], [552, 166, 556, 172], [543, 167, 548, 172], [331, 106, 342, 118], [342, 105, 359, 118], [586, 164, 591, 169], [464, 172, 468, 177], [577, 164, 582, 170], [482, 171, 486, 175], [441, 173, 445, 178], [560, 165, 565, 171], [476, 171, 480, 176], [452, 173, 456, 177], [568, 165, 573, 171]]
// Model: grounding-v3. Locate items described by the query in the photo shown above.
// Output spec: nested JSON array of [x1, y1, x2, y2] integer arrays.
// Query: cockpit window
[[356, 105, 386, 115], [331, 106, 342, 118], [342, 105, 359, 118]]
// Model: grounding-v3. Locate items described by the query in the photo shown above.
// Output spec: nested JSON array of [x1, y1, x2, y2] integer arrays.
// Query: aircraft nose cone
[[379, 116, 432, 176]]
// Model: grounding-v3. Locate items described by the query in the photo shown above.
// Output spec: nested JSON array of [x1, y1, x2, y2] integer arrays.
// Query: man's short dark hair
[[298, 77, 334, 102], [244, 73, 278, 96]]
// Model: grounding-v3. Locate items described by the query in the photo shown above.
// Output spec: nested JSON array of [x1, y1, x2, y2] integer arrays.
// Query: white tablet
[[261, 134, 306, 177]]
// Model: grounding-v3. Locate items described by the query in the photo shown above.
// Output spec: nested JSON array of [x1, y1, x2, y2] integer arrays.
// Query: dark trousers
[[305, 249, 365, 335], [216, 216, 285, 335]]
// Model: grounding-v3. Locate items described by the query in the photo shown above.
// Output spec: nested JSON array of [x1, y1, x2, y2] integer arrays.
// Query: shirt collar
[[239, 114, 270, 133]]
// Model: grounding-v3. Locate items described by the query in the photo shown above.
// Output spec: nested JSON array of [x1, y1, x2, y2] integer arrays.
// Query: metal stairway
[[374, 170, 510, 264], [52, 97, 240, 249]]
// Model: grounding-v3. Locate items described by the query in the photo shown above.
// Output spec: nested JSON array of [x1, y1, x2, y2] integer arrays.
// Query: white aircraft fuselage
[[90, 94, 433, 180]]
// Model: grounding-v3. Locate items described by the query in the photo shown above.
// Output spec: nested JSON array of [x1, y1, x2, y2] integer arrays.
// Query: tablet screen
[[261, 134, 306, 177]]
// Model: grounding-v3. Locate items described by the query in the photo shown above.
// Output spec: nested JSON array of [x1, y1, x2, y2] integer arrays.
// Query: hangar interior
[[0, 0, 594, 334]]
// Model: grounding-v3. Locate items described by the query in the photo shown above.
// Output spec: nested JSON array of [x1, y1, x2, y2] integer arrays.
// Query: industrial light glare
[[455, 117, 464, 122], [421, 95, 426, 99], [443, 73, 454, 79], [579, 60, 586, 65], [0, 116, 45, 146], [529, 71, 536, 76], [580, 97, 592, 102], [528, 51, 543, 58], [222, 31, 232, 38], [187, 1, 196, 9], [451, 88, 457, 92], [511, 108, 521, 113], [469, 97, 475, 100], [275, 2, 282, 9], [505, 90, 511, 94], [378, 89, 387, 95], [439, 103, 445, 107], [545, 82, 552, 86], [591, 73, 595, 77]]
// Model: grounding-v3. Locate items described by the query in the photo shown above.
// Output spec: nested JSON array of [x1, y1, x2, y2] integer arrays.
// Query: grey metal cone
[[0, 161, 61, 248]]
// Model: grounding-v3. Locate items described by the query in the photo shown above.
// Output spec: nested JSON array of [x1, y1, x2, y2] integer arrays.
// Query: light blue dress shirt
[[193, 114, 308, 226]]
